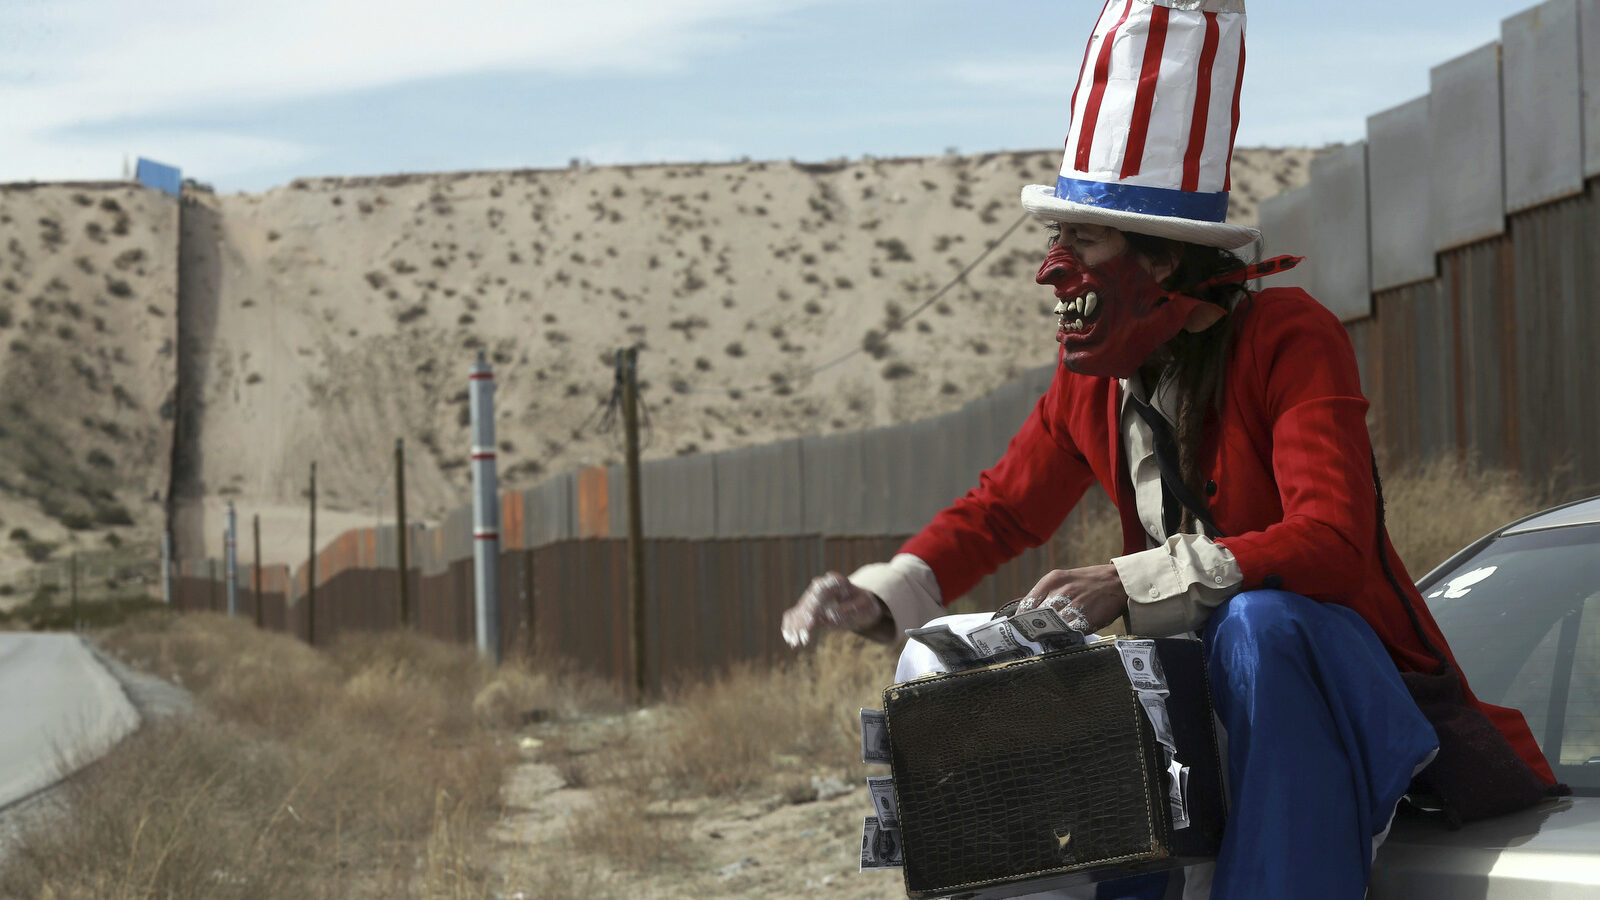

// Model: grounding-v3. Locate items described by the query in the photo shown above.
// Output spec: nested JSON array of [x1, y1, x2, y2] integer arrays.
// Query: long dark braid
[[1123, 234, 1251, 532]]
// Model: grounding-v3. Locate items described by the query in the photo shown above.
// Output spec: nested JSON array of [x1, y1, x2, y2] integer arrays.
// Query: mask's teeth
[[1054, 299, 1069, 316], [1084, 292, 1098, 319]]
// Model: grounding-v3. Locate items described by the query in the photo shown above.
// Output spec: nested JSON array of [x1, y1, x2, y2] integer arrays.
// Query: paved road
[[0, 633, 140, 809]]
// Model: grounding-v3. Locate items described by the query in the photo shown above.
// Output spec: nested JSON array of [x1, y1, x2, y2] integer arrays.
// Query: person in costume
[[780, 2, 1559, 898]]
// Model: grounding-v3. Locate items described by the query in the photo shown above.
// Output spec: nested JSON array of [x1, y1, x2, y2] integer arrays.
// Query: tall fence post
[[253, 513, 263, 628], [396, 438, 411, 628], [619, 346, 646, 702], [70, 552, 79, 631], [308, 461, 317, 646], [225, 501, 238, 617], [469, 352, 501, 663]]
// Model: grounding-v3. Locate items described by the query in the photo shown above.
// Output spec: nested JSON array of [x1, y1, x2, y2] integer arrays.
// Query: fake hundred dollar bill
[[964, 618, 1032, 663], [860, 708, 891, 765], [904, 623, 980, 671], [866, 774, 900, 829], [860, 815, 905, 870], [1116, 639, 1169, 694], [1008, 606, 1087, 651]]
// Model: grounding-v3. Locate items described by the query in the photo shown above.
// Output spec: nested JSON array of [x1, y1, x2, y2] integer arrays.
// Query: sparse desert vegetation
[[0, 149, 1315, 584]]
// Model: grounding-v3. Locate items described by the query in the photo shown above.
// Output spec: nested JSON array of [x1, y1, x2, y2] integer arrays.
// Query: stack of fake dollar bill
[[905, 606, 1087, 673], [858, 708, 903, 870]]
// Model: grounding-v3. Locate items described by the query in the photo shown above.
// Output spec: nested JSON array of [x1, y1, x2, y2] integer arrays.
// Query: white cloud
[[0, 0, 832, 182]]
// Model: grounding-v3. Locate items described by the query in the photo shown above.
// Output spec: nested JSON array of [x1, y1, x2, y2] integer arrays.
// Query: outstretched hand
[[781, 571, 892, 648], [1014, 564, 1129, 635]]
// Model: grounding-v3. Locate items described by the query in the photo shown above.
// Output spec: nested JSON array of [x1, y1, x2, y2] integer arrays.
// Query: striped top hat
[[1021, 0, 1257, 249]]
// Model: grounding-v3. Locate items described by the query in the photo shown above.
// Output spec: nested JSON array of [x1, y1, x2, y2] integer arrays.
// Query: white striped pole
[[225, 501, 238, 616], [469, 351, 501, 663]]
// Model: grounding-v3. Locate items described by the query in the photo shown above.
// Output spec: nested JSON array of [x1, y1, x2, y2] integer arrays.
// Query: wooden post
[[253, 514, 263, 628], [70, 552, 79, 630], [308, 461, 317, 646], [395, 438, 410, 628], [620, 347, 646, 702]]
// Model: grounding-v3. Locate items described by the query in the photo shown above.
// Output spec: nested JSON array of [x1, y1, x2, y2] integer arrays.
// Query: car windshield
[[1418, 522, 1600, 794]]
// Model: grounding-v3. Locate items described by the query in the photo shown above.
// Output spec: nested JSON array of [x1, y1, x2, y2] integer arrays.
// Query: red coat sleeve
[[1215, 294, 1376, 601], [899, 375, 1098, 605]]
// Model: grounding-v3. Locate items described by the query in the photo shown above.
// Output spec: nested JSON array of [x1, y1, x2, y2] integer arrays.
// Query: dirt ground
[[497, 710, 906, 899]]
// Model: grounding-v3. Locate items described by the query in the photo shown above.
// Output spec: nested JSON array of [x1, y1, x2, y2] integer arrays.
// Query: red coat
[[901, 287, 1555, 783]]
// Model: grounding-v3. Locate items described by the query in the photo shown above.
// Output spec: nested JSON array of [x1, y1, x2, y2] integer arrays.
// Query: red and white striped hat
[[1021, 0, 1258, 249]]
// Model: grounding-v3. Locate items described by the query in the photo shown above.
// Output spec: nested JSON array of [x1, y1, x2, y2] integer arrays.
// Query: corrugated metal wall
[[170, 0, 1600, 683]]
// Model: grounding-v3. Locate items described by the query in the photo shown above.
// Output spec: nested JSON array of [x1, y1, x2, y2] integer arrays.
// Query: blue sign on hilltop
[[135, 158, 182, 197]]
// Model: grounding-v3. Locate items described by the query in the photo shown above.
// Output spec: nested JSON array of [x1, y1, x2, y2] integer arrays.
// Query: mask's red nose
[[1036, 243, 1095, 296]]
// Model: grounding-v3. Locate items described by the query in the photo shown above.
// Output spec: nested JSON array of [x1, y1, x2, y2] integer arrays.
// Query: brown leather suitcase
[[882, 636, 1226, 899]]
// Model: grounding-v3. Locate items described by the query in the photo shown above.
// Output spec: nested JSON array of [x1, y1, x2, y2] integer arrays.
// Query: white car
[[1371, 496, 1600, 897]]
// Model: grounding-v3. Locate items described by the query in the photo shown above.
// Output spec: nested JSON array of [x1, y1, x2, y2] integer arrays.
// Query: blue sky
[[0, 0, 1546, 192]]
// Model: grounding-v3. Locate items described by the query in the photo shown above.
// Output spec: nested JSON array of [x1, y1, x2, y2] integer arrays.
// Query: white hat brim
[[1020, 184, 1260, 251]]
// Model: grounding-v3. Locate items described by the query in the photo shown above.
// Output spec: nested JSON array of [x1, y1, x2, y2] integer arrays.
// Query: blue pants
[[1096, 590, 1438, 900]]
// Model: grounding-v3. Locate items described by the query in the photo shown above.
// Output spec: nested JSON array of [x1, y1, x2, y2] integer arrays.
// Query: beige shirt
[[850, 368, 1244, 637]]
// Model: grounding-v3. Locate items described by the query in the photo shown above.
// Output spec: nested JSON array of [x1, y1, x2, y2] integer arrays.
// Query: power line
[[684, 211, 1033, 395]]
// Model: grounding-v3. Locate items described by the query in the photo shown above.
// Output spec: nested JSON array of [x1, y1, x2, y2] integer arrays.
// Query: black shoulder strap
[[1127, 395, 1225, 538]]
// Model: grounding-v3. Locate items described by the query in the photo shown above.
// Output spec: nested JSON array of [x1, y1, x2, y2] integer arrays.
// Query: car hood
[[1371, 797, 1600, 898]]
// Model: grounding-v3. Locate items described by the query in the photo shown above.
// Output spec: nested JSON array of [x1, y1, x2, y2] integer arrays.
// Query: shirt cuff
[[849, 554, 946, 638], [1113, 535, 1243, 636]]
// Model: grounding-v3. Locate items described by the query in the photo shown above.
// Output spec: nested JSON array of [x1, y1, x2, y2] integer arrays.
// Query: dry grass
[[645, 635, 898, 798], [564, 789, 691, 871], [0, 612, 620, 899], [1380, 454, 1544, 577]]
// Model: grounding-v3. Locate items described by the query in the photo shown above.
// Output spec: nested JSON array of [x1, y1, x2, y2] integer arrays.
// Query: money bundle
[[1009, 606, 1088, 652], [860, 815, 905, 870], [860, 708, 891, 765], [858, 710, 903, 870]]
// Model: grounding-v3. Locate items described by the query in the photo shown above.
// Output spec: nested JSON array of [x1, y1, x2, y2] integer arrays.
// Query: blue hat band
[[1055, 176, 1230, 224]]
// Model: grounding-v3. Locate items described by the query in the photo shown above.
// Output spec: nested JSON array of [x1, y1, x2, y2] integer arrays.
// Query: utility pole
[[619, 346, 646, 702], [308, 461, 317, 646], [253, 513, 263, 628], [395, 438, 410, 628], [469, 352, 501, 663], [225, 501, 238, 617]]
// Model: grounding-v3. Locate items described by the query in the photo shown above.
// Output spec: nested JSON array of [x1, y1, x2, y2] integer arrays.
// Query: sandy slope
[[0, 148, 1314, 568], [0, 184, 178, 583]]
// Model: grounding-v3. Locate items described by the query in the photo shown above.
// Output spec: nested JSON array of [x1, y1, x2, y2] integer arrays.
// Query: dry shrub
[[563, 789, 691, 871], [0, 721, 314, 899], [0, 612, 578, 898], [650, 634, 897, 796], [1380, 453, 1543, 577]]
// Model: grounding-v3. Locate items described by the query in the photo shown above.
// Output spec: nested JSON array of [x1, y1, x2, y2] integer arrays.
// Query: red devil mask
[[1035, 243, 1208, 379]]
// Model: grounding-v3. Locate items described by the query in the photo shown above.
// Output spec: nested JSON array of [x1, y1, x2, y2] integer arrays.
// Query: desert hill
[[0, 183, 178, 585], [0, 147, 1313, 574]]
